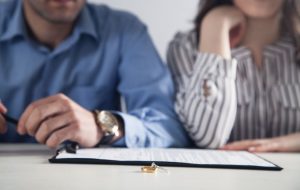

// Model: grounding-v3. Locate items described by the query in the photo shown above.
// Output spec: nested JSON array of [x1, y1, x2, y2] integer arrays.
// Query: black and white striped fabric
[[167, 30, 300, 148]]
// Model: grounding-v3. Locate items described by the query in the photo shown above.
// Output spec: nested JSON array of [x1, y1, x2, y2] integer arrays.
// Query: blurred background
[[89, 0, 199, 60]]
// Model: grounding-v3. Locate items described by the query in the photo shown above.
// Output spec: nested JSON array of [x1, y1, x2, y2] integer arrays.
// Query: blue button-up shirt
[[0, 0, 191, 147]]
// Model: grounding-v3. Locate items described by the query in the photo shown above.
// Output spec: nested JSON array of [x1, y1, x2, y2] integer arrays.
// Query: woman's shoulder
[[170, 30, 198, 49]]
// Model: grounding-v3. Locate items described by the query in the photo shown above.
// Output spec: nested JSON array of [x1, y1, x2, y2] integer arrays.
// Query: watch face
[[99, 111, 119, 134], [100, 112, 114, 126]]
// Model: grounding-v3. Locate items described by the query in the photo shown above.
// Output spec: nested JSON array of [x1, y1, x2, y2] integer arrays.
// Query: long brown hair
[[194, 0, 300, 61]]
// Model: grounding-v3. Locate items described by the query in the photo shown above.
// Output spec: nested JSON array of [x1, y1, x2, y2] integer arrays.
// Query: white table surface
[[0, 144, 299, 190]]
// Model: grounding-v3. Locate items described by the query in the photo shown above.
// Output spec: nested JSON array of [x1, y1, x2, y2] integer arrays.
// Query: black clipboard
[[49, 147, 282, 171]]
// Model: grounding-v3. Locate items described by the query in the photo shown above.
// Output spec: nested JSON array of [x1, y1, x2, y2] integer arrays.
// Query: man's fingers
[[18, 97, 69, 135], [45, 126, 76, 149], [0, 114, 7, 134], [18, 97, 57, 135], [0, 102, 9, 134], [35, 112, 74, 144], [24, 101, 68, 136], [0, 103, 7, 113]]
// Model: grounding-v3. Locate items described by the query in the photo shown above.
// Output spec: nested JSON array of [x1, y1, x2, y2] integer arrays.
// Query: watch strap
[[99, 133, 115, 145]]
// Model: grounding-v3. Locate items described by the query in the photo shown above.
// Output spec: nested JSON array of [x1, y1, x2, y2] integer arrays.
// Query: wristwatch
[[93, 110, 121, 145]]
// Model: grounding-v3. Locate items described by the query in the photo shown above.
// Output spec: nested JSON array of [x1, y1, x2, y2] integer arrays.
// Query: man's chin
[[45, 15, 78, 24]]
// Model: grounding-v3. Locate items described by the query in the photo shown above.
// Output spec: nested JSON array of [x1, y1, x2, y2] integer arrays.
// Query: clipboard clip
[[57, 142, 79, 154]]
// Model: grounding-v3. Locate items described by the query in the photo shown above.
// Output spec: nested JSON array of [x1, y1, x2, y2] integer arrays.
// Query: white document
[[55, 148, 278, 168]]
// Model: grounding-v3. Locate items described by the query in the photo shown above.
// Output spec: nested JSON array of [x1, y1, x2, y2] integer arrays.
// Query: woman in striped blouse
[[168, 0, 300, 152]]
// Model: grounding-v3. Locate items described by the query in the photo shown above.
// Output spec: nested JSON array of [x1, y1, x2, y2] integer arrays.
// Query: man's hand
[[17, 94, 103, 148], [199, 6, 247, 59], [221, 133, 300, 152], [0, 102, 7, 134]]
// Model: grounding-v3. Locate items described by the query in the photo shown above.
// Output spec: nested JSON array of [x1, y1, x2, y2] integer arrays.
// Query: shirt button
[[203, 80, 211, 97]]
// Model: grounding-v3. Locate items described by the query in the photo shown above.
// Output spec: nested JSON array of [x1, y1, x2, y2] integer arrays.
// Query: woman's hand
[[0, 102, 7, 134], [221, 133, 300, 152], [199, 6, 247, 59]]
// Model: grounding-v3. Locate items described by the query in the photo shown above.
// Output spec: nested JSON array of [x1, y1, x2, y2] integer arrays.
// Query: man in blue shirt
[[0, 0, 191, 148]]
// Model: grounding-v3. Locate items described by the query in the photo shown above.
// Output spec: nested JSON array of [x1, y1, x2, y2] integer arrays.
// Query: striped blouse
[[167, 30, 300, 148]]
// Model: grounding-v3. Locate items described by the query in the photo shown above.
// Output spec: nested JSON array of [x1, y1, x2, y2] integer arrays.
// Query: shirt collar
[[231, 35, 296, 62], [0, 2, 100, 42], [0, 0, 27, 41], [72, 5, 100, 42]]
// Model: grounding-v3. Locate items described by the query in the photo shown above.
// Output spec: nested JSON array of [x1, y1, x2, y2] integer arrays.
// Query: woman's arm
[[167, 6, 246, 148], [200, 6, 246, 58]]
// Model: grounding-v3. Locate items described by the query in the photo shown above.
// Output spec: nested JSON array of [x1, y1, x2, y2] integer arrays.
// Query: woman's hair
[[194, 0, 300, 61]]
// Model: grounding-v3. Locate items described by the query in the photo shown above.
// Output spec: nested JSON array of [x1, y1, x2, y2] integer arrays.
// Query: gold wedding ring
[[141, 162, 159, 173]]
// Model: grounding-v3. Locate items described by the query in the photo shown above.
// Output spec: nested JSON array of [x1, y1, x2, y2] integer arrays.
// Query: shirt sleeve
[[167, 32, 238, 148], [113, 16, 192, 148]]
